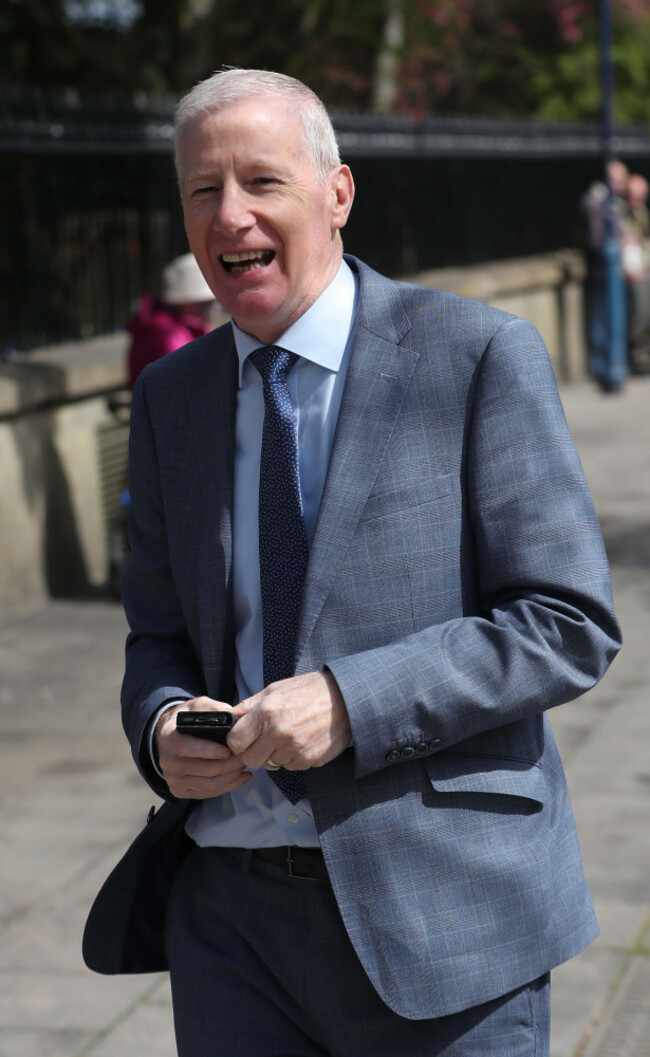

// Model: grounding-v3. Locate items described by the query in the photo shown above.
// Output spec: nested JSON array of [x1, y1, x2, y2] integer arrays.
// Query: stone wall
[[0, 334, 128, 617], [0, 251, 587, 617], [402, 248, 587, 382]]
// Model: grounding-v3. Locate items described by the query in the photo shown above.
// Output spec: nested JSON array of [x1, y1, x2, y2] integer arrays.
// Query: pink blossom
[[616, 0, 650, 18]]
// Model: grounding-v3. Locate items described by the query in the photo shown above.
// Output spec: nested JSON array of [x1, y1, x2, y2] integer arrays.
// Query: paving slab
[[0, 1030, 92, 1057], [0, 602, 171, 1053], [0, 968, 154, 1034], [550, 948, 629, 1057], [0, 854, 139, 974], [89, 976, 176, 1057], [549, 376, 650, 1057], [582, 956, 650, 1057]]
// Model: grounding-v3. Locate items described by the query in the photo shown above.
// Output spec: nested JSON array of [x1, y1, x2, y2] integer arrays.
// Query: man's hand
[[154, 698, 252, 800], [228, 670, 352, 772]]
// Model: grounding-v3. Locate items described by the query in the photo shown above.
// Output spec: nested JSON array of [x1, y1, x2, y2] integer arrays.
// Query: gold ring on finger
[[266, 758, 282, 771]]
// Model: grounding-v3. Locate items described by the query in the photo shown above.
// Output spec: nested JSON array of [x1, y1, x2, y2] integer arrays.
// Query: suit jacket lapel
[[296, 260, 420, 668]]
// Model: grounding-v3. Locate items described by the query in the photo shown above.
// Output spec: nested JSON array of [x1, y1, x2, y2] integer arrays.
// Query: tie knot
[[249, 345, 299, 387]]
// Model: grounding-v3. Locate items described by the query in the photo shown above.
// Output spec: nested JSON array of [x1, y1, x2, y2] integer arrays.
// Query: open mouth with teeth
[[221, 250, 275, 273]]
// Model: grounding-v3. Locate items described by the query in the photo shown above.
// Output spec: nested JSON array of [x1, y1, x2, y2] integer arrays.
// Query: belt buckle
[[285, 846, 299, 878], [285, 846, 318, 881]]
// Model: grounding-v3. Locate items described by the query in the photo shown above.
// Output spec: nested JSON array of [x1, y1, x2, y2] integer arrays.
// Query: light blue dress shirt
[[185, 259, 358, 849]]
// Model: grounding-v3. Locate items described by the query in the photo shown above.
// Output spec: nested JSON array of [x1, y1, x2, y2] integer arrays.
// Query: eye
[[192, 185, 219, 197], [250, 176, 279, 189]]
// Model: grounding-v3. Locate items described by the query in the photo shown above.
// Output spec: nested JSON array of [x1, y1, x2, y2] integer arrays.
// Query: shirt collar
[[232, 259, 358, 386]]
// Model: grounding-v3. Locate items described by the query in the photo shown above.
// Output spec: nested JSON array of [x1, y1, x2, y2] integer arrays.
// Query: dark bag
[[82, 799, 193, 974]]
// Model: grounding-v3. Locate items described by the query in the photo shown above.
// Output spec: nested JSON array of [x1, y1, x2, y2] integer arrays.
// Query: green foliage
[[612, 19, 650, 122], [528, 12, 650, 124], [3, 0, 650, 122], [392, 2, 650, 122], [531, 41, 602, 121]]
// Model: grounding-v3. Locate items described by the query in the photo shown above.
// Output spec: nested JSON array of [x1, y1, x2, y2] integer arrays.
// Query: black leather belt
[[253, 846, 329, 881]]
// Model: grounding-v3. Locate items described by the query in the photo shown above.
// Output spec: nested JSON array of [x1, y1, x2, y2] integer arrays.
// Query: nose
[[215, 181, 255, 236]]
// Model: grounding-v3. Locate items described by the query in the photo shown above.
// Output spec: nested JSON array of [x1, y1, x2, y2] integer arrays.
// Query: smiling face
[[177, 96, 354, 344]]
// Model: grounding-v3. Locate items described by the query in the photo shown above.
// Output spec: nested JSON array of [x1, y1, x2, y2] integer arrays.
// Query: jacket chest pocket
[[360, 473, 457, 523]]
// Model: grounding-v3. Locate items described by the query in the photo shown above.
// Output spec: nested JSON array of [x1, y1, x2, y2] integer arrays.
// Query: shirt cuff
[[148, 699, 189, 779]]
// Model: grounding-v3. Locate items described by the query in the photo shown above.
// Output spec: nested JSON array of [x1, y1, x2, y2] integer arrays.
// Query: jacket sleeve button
[[430, 738, 444, 751], [386, 750, 401, 762], [415, 743, 429, 756], [400, 746, 415, 759]]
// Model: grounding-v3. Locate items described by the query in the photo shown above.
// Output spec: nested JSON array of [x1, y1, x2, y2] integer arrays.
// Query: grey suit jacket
[[84, 256, 620, 1019]]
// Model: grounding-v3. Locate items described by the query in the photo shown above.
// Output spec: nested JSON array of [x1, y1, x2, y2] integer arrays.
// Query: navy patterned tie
[[249, 345, 308, 805]]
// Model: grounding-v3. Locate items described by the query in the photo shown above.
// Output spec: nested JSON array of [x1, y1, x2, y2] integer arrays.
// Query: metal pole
[[598, 0, 627, 392]]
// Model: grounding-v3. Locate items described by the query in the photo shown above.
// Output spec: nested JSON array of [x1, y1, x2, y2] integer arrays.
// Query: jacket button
[[430, 738, 444, 750], [415, 743, 429, 756], [386, 750, 401, 762], [401, 746, 415, 759]]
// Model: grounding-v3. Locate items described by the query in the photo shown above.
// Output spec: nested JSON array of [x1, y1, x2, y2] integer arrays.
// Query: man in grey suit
[[84, 68, 621, 1056]]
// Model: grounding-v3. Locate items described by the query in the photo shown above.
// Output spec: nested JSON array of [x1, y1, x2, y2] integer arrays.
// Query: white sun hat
[[161, 253, 215, 305]]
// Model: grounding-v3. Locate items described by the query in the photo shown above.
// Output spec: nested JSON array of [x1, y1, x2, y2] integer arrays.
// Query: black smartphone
[[175, 711, 239, 744]]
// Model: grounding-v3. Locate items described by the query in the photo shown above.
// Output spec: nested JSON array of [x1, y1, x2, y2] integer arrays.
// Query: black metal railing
[[3, 87, 650, 353]]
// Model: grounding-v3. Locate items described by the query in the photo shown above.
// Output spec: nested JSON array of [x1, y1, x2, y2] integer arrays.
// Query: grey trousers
[[165, 845, 550, 1057]]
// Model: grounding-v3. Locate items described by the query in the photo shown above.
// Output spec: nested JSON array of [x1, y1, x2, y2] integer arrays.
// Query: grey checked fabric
[[116, 257, 619, 1016], [249, 345, 308, 804]]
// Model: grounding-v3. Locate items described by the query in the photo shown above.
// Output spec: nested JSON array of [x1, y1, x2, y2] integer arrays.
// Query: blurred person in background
[[580, 159, 630, 390], [621, 173, 650, 373], [107, 253, 220, 595], [127, 252, 220, 389], [581, 158, 629, 253], [621, 172, 650, 275]]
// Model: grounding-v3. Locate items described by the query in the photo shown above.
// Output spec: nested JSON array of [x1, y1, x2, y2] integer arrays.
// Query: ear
[[330, 165, 355, 231]]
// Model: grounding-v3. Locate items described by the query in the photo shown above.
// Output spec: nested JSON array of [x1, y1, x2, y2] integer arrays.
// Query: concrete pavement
[[0, 375, 648, 1056], [544, 377, 650, 1057]]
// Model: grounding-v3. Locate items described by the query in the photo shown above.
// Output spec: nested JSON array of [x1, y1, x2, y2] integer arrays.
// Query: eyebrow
[[184, 169, 220, 184]]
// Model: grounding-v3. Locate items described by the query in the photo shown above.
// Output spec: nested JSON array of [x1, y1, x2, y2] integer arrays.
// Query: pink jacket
[[127, 295, 211, 389]]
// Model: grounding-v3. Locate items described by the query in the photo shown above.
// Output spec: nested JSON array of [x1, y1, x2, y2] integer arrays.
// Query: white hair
[[174, 68, 341, 182]]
